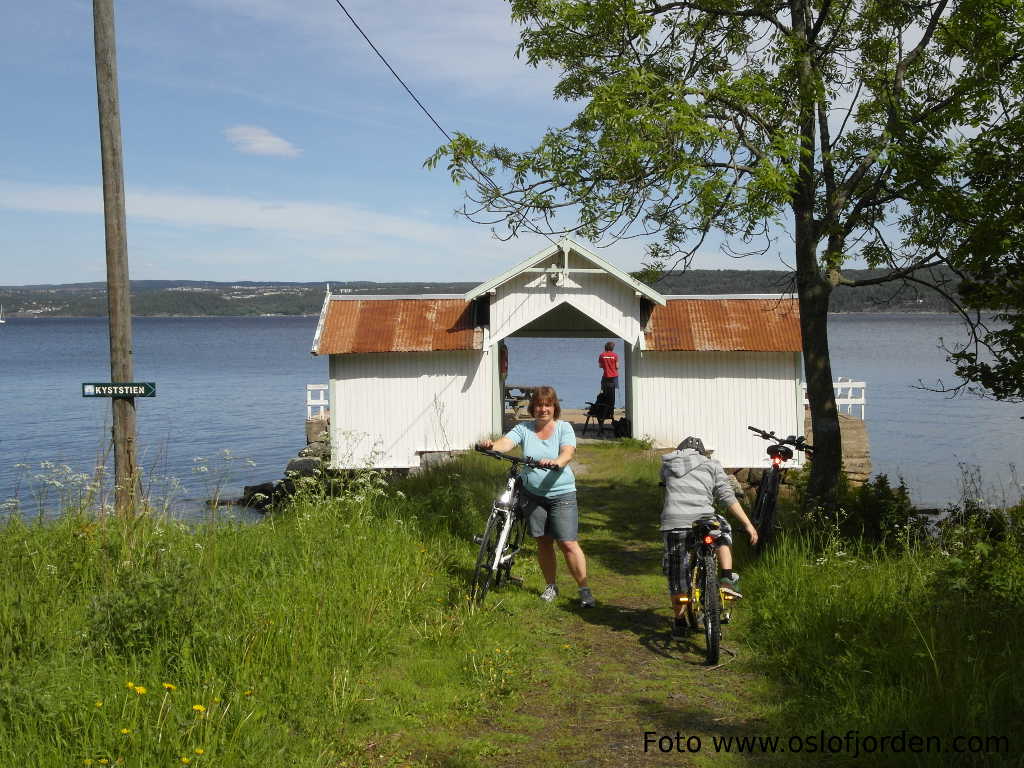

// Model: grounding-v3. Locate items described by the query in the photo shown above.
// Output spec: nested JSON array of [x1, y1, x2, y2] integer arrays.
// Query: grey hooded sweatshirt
[[660, 448, 738, 531]]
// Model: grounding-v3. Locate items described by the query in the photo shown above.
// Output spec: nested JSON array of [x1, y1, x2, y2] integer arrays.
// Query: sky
[[0, 0, 794, 286]]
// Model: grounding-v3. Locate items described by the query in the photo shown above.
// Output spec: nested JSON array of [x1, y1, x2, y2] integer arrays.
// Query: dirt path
[[434, 451, 783, 768]]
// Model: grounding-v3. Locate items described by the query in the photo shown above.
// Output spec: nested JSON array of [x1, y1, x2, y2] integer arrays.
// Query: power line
[[330, 1, 558, 247], [331, 0, 453, 143]]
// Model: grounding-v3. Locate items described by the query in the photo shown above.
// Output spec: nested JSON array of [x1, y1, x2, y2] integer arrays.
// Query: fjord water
[[0, 314, 1020, 515]]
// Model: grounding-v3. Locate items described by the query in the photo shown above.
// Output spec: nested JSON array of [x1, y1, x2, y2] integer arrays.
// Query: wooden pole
[[92, 0, 138, 515]]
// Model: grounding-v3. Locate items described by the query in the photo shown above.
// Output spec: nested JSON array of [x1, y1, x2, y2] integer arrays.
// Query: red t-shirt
[[598, 351, 619, 378]]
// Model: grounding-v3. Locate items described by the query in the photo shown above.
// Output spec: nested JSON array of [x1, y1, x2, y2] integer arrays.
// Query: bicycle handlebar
[[747, 425, 814, 453], [475, 446, 548, 469]]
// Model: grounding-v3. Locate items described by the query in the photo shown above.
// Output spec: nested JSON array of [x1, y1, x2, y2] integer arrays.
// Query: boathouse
[[311, 239, 804, 469]]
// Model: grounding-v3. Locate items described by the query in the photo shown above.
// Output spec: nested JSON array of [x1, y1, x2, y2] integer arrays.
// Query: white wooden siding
[[490, 252, 643, 343], [328, 351, 492, 468], [632, 351, 804, 468]]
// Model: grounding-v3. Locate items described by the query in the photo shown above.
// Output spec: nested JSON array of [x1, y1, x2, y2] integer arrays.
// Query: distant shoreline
[[4, 309, 958, 320]]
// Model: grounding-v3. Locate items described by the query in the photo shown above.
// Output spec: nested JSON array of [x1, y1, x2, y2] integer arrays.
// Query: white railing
[[306, 384, 329, 420], [802, 377, 866, 419]]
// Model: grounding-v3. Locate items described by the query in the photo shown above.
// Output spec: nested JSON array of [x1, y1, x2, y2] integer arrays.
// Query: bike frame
[[747, 426, 813, 551], [677, 516, 731, 665], [471, 448, 545, 602]]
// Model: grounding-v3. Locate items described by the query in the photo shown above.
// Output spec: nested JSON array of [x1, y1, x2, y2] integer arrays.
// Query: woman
[[477, 386, 595, 607]]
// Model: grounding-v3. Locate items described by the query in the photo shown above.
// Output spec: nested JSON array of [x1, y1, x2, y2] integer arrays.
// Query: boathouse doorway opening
[[490, 301, 634, 439]]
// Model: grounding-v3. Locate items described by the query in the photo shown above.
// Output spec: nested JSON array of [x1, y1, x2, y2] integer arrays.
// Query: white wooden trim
[[310, 286, 332, 355], [306, 384, 329, 420], [802, 377, 866, 419], [465, 237, 667, 305]]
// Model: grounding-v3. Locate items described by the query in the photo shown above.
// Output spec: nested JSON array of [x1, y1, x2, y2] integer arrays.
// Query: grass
[[0, 454, 559, 767], [2, 443, 1021, 766]]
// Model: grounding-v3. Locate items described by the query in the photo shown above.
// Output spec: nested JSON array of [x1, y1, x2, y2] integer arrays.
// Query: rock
[[286, 457, 323, 478], [732, 467, 750, 485], [747, 468, 764, 486], [305, 417, 329, 445], [241, 482, 275, 510], [298, 441, 330, 460]]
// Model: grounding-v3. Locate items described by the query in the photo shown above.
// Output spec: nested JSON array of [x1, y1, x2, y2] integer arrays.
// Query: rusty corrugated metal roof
[[645, 298, 801, 351], [315, 298, 480, 355]]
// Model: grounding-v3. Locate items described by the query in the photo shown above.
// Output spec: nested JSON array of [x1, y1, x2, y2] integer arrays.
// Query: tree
[[913, 117, 1024, 403], [429, 0, 1024, 510]]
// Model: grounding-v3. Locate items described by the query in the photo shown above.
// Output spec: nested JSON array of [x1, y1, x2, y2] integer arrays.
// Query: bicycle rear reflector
[[703, 535, 714, 545]]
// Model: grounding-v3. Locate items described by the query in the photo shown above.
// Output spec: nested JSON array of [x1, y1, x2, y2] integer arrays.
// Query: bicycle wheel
[[752, 470, 780, 551], [700, 551, 721, 665], [496, 514, 526, 587], [472, 511, 502, 603]]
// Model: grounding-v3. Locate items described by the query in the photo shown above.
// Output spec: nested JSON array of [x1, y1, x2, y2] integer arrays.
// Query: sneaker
[[720, 574, 743, 599], [579, 587, 596, 608], [540, 584, 559, 602], [671, 617, 689, 639]]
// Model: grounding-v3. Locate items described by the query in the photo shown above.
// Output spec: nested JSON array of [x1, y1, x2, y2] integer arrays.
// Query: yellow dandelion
[[243, 690, 253, 697], [133, 686, 146, 695], [562, 644, 571, 649], [194, 748, 205, 755], [94, 700, 103, 708], [125, 681, 134, 689], [99, 760, 109, 766], [162, 682, 177, 691], [180, 758, 191, 765], [83, 760, 94, 766], [212, 697, 221, 704], [192, 704, 206, 713], [120, 728, 130, 735]]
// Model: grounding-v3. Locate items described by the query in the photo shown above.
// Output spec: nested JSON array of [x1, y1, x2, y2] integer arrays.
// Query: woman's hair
[[528, 386, 562, 420], [604, 341, 615, 351]]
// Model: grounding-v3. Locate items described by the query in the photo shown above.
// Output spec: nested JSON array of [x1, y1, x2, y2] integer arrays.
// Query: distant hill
[[0, 269, 957, 317]]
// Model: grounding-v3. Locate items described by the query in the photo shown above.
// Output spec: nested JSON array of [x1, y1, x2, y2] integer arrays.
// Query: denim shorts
[[662, 514, 732, 593], [520, 490, 579, 541]]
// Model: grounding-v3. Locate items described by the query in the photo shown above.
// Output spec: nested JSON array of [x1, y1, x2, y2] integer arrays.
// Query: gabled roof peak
[[465, 237, 667, 306]]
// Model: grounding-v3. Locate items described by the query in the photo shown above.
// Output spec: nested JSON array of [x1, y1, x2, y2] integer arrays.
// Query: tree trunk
[[797, 264, 842, 511], [792, 0, 841, 512]]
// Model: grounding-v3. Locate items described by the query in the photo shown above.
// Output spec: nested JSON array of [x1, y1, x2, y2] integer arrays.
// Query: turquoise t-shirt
[[506, 420, 576, 497]]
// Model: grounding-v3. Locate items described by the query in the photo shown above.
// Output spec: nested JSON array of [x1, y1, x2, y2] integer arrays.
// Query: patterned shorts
[[662, 515, 732, 594]]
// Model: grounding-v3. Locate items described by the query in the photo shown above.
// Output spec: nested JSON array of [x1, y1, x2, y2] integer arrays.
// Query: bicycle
[[673, 516, 738, 665], [471, 447, 547, 604], [747, 426, 813, 551]]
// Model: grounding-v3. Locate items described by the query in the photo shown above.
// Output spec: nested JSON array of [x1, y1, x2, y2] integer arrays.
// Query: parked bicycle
[[677, 516, 739, 665], [747, 426, 813, 550], [471, 447, 547, 603]]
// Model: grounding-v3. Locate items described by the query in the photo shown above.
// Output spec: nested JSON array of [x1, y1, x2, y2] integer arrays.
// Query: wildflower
[[181, 759, 191, 765], [192, 704, 206, 713], [99, 760, 109, 765], [162, 682, 177, 691], [134, 686, 146, 695], [120, 728, 130, 735], [83, 760, 93, 766], [212, 697, 221, 703], [125, 681, 134, 689], [194, 748, 205, 755], [95, 700, 103, 708], [243, 690, 253, 697], [563, 644, 571, 649]]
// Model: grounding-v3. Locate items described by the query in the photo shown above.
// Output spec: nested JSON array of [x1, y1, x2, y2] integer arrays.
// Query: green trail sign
[[82, 382, 156, 398]]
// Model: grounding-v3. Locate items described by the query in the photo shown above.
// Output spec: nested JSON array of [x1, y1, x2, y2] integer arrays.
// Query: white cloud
[[224, 125, 302, 157], [188, 0, 559, 99]]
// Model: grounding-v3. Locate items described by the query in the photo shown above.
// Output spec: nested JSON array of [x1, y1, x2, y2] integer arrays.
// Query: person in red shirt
[[598, 341, 619, 396]]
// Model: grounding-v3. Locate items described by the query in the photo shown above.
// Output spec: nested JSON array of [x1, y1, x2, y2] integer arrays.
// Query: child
[[661, 436, 758, 637]]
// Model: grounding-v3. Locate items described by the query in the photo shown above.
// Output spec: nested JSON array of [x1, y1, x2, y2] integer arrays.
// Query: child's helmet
[[677, 436, 706, 455]]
